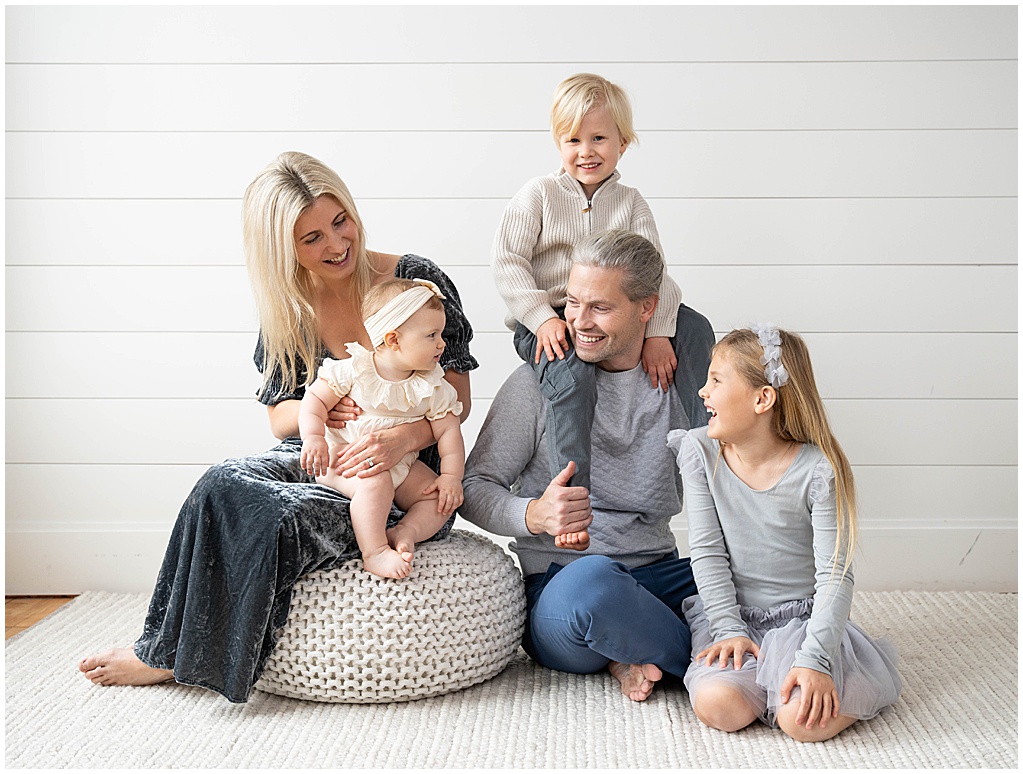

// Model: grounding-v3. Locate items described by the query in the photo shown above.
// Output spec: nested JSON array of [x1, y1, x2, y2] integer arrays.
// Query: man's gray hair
[[572, 229, 663, 302]]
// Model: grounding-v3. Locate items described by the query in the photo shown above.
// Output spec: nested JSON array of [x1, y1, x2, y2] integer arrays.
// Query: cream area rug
[[5, 590, 1017, 768]]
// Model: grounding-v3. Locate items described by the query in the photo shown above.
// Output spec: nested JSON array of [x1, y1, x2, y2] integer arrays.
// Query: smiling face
[[564, 264, 655, 372], [557, 104, 629, 199], [293, 195, 359, 283], [698, 350, 763, 443], [391, 306, 447, 371]]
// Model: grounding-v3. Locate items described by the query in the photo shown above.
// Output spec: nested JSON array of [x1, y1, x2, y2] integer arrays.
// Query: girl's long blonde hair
[[243, 151, 373, 398], [716, 328, 858, 576]]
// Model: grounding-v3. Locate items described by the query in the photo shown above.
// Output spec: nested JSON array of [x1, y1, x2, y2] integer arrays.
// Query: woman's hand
[[334, 422, 431, 478], [641, 336, 678, 391], [534, 317, 570, 364], [325, 396, 361, 430], [423, 473, 463, 516], [696, 636, 761, 670], [780, 667, 841, 729]]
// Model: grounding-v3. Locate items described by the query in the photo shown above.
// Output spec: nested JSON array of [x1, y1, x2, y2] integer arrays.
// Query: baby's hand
[[301, 437, 330, 477], [424, 473, 464, 516], [641, 336, 677, 392], [535, 317, 570, 364]]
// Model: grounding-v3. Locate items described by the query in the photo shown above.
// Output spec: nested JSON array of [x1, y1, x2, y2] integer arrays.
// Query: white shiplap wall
[[5, 5, 1017, 593]]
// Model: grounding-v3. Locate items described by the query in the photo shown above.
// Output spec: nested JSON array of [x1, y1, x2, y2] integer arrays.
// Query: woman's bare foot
[[609, 661, 662, 702], [78, 648, 174, 687], [363, 546, 412, 579], [554, 530, 590, 551]]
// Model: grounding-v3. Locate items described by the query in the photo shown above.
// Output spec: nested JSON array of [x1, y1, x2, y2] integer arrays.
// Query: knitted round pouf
[[255, 530, 525, 703]]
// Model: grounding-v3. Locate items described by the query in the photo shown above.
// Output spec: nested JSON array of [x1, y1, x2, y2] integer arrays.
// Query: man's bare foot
[[609, 661, 662, 702], [555, 530, 590, 551], [363, 546, 412, 579], [78, 648, 174, 687]]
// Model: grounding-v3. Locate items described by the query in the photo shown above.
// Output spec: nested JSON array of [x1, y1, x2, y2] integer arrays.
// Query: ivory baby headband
[[750, 323, 790, 389], [365, 279, 446, 348]]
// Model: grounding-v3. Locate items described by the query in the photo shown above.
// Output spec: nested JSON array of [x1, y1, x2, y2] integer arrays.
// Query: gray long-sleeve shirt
[[460, 363, 689, 577]]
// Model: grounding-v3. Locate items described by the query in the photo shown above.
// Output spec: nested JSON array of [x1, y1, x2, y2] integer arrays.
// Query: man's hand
[[525, 461, 592, 538]]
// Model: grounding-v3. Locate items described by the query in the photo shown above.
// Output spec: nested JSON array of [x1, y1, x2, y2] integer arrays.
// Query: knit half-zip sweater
[[491, 169, 683, 337]]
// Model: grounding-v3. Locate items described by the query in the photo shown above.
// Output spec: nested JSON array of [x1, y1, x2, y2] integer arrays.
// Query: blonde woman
[[668, 327, 900, 742], [79, 152, 478, 703]]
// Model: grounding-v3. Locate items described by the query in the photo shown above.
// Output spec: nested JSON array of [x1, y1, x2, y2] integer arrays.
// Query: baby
[[299, 278, 465, 578]]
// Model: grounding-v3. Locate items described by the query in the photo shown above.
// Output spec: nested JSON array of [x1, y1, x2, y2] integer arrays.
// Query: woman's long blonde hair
[[243, 151, 372, 398], [716, 328, 858, 576]]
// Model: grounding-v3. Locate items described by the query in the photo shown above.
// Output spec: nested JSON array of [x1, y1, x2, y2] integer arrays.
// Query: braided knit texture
[[255, 530, 525, 703]]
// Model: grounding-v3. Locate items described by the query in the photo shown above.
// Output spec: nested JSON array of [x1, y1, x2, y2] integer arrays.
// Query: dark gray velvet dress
[[133, 255, 479, 703]]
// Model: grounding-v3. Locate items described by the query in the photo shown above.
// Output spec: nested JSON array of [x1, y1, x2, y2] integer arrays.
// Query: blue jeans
[[522, 553, 698, 679], [514, 303, 715, 492]]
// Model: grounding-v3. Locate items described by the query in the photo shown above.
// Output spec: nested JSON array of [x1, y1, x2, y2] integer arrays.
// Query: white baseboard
[[5, 524, 1016, 595]]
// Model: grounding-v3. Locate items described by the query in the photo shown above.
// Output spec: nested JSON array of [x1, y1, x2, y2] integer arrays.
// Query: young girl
[[300, 278, 465, 579], [667, 326, 901, 743]]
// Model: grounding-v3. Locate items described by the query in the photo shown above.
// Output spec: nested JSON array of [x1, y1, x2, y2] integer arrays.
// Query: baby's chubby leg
[[318, 464, 411, 579], [387, 462, 451, 563]]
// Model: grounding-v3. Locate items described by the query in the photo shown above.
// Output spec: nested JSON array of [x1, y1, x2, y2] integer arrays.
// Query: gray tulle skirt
[[682, 595, 902, 728]]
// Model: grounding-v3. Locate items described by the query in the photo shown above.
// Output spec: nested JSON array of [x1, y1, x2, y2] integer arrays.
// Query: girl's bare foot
[[363, 546, 412, 579], [609, 661, 662, 702], [78, 648, 174, 687], [554, 530, 590, 551]]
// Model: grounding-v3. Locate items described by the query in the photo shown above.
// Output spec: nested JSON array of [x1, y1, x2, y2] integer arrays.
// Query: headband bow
[[364, 279, 446, 348], [750, 323, 789, 389]]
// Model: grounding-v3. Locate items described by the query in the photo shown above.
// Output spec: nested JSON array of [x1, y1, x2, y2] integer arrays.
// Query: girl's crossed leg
[[689, 668, 858, 742]]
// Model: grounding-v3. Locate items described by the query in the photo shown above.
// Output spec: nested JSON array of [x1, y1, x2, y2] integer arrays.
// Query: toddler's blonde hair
[[550, 73, 638, 146]]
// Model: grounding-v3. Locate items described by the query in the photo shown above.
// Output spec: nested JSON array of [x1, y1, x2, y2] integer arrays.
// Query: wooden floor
[[5, 596, 77, 639]]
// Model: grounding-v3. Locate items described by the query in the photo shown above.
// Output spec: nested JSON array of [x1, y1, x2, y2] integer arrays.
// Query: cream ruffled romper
[[317, 342, 462, 488]]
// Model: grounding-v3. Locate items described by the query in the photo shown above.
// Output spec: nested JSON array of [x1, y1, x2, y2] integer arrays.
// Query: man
[[460, 229, 715, 701]]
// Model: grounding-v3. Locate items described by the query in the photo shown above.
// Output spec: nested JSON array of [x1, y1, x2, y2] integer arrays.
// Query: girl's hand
[[423, 473, 463, 516], [780, 667, 841, 729], [534, 318, 570, 364], [335, 425, 413, 478], [641, 336, 678, 391], [325, 396, 361, 430], [696, 636, 761, 670], [301, 437, 330, 477]]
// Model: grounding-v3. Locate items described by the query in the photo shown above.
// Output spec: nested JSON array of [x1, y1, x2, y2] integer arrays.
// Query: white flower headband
[[364, 279, 446, 348], [750, 323, 789, 389]]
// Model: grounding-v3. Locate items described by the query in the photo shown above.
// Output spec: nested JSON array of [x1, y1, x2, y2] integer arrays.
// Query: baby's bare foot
[[363, 547, 412, 579], [386, 526, 416, 563], [609, 661, 662, 702], [78, 648, 174, 687]]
